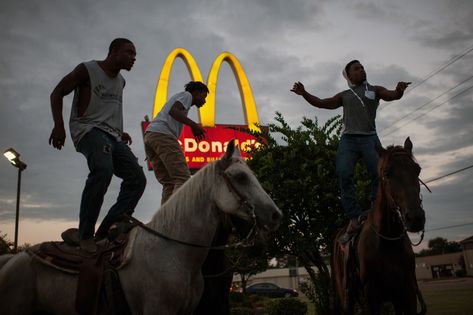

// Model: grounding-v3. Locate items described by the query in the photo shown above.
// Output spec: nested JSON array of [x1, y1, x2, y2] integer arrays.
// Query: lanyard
[[349, 83, 369, 107]]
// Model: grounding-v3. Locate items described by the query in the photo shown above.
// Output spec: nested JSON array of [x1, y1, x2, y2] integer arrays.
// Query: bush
[[229, 291, 251, 307], [230, 307, 254, 315], [248, 293, 268, 305], [268, 298, 307, 315]]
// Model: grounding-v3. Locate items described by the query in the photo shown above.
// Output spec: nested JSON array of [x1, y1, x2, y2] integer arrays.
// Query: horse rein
[[371, 150, 426, 246], [123, 165, 261, 250]]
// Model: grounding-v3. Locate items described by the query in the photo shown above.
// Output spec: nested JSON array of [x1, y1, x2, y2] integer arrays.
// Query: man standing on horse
[[49, 38, 147, 252], [291, 60, 410, 243], [144, 81, 208, 204]]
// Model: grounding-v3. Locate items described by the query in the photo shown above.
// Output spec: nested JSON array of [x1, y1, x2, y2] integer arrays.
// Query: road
[[418, 277, 473, 291]]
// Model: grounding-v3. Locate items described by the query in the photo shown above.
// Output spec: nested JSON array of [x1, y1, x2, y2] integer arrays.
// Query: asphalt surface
[[418, 277, 473, 291]]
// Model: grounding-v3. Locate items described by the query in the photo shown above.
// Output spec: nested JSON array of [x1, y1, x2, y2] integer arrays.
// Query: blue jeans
[[336, 134, 381, 219], [77, 128, 146, 240]]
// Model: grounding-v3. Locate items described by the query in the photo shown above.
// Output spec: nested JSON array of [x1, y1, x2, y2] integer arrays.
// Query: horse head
[[376, 137, 425, 233], [213, 139, 282, 235]]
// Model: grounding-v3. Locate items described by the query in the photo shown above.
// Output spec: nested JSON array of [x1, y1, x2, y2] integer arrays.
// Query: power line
[[406, 44, 473, 94], [380, 43, 473, 112], [425, 222, 473, 232], [424, 164, 473, 184], [382, 84, 473, 137], [381, 74, 473, 136]]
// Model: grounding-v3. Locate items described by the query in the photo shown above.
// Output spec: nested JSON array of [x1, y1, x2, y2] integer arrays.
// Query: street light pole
[[3, 148, 27, 252], [14, 166, 22, 252]]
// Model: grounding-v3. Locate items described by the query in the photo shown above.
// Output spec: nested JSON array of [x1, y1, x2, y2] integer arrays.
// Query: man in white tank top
[[291, 60, 410, 244], [49, 38, 146, 252], [144, 81, 208, 205]]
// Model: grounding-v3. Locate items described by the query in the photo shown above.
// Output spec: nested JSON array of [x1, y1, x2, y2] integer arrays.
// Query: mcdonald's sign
[[142, 48, 266, 170]]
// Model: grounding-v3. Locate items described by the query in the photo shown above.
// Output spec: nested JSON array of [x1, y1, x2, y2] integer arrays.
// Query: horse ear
[[375, 142, 386, 155], [218, 139, 236, 169], [404, 137, 413, 154], [233, 145, 242, 158], [224, 139, 236, 159]]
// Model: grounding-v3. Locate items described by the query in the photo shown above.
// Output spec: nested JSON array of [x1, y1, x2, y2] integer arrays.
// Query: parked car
[[245, 282, 298, 298]]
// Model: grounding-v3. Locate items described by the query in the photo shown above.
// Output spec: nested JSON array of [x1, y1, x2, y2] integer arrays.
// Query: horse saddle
[[28, 232, 130, 274], [27, 230, 132, 315]]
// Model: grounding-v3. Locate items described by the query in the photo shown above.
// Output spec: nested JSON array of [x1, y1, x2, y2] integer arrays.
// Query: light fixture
[[3, 148, 27, 170]]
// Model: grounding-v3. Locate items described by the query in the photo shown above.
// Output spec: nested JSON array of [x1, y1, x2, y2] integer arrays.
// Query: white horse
[[0, 139, 282, 315]]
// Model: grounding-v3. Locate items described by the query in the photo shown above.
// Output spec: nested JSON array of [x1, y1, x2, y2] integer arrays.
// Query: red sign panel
[[141, 121, 264, 171]]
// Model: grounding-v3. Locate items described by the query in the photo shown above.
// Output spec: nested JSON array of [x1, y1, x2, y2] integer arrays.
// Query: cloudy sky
[[1, 0, 472, 251]]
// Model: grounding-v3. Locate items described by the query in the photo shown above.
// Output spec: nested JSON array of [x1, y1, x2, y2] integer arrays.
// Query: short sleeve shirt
[[146, 91, 193, 138]]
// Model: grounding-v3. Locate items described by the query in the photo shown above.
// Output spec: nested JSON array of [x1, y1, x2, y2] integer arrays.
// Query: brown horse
[[333, 137, 427, 315]]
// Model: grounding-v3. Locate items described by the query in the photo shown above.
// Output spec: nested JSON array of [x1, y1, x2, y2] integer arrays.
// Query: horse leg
[[0, 253, 36, 315], [364, 285, 382, 315]]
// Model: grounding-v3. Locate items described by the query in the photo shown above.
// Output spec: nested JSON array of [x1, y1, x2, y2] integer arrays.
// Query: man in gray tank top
[[49, 38, 146, 252], [291, 60, 410, 244]]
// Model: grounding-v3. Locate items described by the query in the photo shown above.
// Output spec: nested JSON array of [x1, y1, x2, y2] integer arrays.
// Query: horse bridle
[[218, 165, 257, 222], [370, 151, 429, 246], [125, 163, 259, 251]]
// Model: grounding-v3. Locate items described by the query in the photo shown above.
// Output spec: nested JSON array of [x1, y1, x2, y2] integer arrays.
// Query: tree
[[0, 232, 13, 255], [416, 237, 463, 257], [0, 231, 31, 255], [246, 112, 371, 315], [228, 239, 270, 294]]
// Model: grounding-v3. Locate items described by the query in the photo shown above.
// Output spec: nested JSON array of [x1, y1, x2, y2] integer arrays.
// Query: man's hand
[[191, 124, 206, 142], [291, 81, 306, 95], [396, 81, 411, 93], [121, 132, 132, 145], [49, 126, 66, 150]]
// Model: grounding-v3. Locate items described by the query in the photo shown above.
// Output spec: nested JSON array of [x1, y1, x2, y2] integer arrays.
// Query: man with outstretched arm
[[49, 38, 146, 252], [291, 60, 410, 244]]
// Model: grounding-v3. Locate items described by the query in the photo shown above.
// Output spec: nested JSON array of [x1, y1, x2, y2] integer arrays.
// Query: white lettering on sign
[[182, 138, 261, 153]]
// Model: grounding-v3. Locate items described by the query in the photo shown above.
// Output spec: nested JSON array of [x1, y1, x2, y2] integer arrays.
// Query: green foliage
[[416, 237, 463, 257], [244, 112, 372, 315], [0, 232, 13, 255], [247, 112, 344, 258], [229, 292, 251, 308], [230, 307, 254, 315], [268, 298, 308, 315], [249, 294, 273, 311], [299, 277, 330, 314], [227, 234, 270, 292], [229, 292, 272, 314]]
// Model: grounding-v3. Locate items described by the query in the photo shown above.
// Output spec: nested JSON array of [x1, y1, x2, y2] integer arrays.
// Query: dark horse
[[333, 137, 427, 315], [195, 215, 260, 315], [194, 217, 235, 315]]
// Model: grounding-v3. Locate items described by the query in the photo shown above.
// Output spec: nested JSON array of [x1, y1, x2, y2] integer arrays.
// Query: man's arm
[[49, 64, 88, 150], [169, 102, 206, 141], [291, 81, 342, 109], [376, 82, 411, 102]]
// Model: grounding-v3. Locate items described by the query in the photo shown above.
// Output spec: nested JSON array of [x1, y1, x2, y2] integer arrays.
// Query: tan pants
[[144, 132, 190, 204]]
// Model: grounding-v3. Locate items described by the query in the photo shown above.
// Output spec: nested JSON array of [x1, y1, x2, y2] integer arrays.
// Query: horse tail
[[0, 254, 14, 270]]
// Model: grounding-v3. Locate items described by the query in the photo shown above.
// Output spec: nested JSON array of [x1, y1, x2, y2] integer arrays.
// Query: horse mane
[[148, 161, 219, 232], [122, 156, 243, 264]]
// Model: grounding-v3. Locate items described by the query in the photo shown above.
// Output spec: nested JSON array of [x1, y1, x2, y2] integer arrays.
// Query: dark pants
[[336, 134, 381, 219], [77, 128, 146, 240]]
